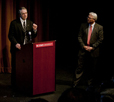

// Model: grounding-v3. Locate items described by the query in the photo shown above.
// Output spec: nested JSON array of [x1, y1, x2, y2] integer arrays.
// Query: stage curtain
[[0, 0, 50, 73]]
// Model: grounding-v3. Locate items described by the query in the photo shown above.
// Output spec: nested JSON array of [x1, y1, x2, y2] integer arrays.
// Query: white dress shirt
[[88, 22, 95, 32], [20, 17, 26, 28]]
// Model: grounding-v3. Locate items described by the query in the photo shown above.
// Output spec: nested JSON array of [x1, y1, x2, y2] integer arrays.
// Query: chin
[[23, 17, 27, 20]]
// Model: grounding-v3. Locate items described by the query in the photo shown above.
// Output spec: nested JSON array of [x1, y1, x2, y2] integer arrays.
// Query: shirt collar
[[89, 22, 95, 27], [20, 17, 26, 25]]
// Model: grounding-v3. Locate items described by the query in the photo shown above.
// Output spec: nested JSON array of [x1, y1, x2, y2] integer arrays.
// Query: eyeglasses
[[87, 17, 94, 19]]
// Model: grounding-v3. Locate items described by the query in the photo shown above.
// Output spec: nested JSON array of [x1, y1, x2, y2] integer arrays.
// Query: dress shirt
[[88, 22, 95, 32], [20, 17, 37, 33], [20, 17, 26, 28]]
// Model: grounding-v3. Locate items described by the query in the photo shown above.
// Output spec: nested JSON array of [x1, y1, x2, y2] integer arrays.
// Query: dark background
[[48, 1, 113, 79], [0, 0, 113, 79]]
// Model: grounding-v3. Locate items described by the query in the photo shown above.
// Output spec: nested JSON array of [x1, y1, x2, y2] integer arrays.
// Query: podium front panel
[[16, 44, 33, 93], [33, 41, 55, 95]]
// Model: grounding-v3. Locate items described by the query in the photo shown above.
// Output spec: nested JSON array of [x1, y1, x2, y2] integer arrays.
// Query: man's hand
[[84, 46, 88, 51], [84, 46, 93, 52], [33, 23, 38, 31], [88, 47, 93, 52], [15, 43, 21, 50]]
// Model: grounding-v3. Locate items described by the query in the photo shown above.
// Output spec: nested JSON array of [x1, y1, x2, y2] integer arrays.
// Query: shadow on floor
[[0, 68, 74, 102]]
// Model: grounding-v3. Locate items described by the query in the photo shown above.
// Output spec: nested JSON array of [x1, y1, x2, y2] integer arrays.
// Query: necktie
[[23, 21, 26, 32], [23, 21, 28, 45], [87, 25, 92, 46]]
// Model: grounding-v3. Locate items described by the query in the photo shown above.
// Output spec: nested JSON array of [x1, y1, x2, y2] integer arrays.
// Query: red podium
[[15, 41, 55, 95]]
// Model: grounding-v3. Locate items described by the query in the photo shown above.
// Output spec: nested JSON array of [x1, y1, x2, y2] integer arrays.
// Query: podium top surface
[[33, 40, 56, 44], [33, 40, 56, 48]]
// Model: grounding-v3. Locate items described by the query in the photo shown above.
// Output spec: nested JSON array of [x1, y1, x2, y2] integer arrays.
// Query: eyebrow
[[21, 12, 27, 14]]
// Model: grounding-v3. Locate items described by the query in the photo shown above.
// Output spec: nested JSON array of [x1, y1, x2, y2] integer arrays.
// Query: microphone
[[28, 32, 32, 42]]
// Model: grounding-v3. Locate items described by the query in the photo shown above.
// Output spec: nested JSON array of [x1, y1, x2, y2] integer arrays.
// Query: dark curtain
[[0, 0, 51, 73], [0, 0, 114, 79]]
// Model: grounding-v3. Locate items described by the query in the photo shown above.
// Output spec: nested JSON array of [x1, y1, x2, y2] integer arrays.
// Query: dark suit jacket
[[78, 23, 103, 57], [8, 19, 37, 53]]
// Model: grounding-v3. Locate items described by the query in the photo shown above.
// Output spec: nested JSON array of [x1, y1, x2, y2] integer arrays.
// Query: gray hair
[[19, 7, 27, 15], [89, 12, 97, 21]]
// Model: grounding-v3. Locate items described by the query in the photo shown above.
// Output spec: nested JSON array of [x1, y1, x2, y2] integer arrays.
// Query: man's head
[[19, 7, 28, 20], [87, 12, 97, 24]]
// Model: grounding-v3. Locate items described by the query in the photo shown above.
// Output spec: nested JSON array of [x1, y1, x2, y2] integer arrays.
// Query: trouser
[[11, 52, 16, 88], [74, 52, 99, 86]]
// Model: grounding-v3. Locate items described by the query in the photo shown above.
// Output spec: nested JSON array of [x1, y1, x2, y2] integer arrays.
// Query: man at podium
[[8, 7, 38, 88]]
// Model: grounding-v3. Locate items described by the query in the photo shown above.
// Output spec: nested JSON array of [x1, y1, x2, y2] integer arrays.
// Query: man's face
[[87, 14, 95, 24], [20, 9, 28, 20]]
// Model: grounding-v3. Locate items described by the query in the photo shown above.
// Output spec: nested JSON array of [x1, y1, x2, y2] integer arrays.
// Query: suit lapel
[[17, 19, 25, 32], [86, 23, 89, 36], [17, 19, 30, 32], [26, 20, 29, 31], [86, 23, 97, 44], [26, 20, 32, 31], [91, 23, 97, 38]]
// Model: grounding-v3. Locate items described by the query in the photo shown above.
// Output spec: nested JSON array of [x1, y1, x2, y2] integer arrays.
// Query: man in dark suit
[[8, 7, 37, 88], [74, 12, 104, 87]]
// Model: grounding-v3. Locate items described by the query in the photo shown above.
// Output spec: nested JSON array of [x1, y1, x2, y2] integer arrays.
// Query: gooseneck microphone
[[28, 31, 32, 42]]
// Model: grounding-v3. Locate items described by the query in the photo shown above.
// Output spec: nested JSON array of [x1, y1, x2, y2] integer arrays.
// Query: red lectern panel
[[33, 41, 55, 95], [15, 41, 55, 95]]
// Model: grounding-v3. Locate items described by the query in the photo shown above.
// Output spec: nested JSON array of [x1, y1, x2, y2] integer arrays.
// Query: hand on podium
[[15, 43, 21, 50]]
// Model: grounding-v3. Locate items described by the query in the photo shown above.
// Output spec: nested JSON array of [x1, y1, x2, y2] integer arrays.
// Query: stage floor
[[0, 67, 74, 102]]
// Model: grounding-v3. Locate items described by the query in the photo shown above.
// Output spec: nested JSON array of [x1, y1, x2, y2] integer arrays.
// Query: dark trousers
[[75, 51, 99, 86], [11, 52, 16, 88]]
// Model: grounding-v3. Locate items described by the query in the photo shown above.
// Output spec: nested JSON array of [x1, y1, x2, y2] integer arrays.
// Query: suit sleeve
[[30, 21, 37, 38], [78, 24, 85, 49], [92, 26, 104, 50], [8, 21, 18, 45]]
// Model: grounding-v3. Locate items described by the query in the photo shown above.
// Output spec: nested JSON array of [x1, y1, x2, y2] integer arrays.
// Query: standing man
[[8, 7, 38, 88], [74, 12, 103, 87]]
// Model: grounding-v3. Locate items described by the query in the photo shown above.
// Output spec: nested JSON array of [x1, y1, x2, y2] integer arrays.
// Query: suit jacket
[[8, 19, 37, 53], [78, 23, 103, 57]]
